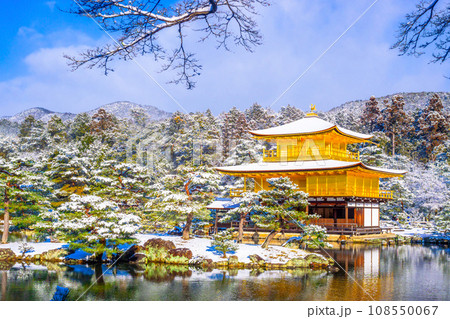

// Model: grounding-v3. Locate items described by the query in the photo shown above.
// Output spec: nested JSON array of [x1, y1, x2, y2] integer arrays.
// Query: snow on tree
[[47, 115, 67, 145], [220, 191, 259, 242], [0, 156, 51, 243], [250, 177, 322, 248], [146, 190, 206, 239], [361, 96, 382, 133], [220, 107, 250, 156], [276, 104, 304, 125], [211, 229, 238, 258], [418, 93, 450, 161], [18, 115, 47, 151], [146, 166, 221, 239], [36, 194, 141, 260], [245, 103, 276, 130], [130, 107, 151, 128], [380, 95, 414, 156]]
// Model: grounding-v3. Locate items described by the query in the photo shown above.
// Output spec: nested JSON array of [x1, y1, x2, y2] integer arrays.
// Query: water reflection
[[0, 245, 448, 301]]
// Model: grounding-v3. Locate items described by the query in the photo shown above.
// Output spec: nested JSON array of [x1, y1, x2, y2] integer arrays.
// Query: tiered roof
[[249, 114, 372, 141], [216, 111, 406, 177], [216, 159, 406, 177]]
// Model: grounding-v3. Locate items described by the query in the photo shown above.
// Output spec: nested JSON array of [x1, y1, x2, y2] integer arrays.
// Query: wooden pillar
[[243, 177, 247, 192], [214, 211, 218, 234], [345, 205, 348, 225]]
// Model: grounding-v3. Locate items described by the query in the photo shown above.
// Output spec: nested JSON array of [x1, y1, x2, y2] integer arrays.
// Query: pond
[[0, 244, 449, 301]]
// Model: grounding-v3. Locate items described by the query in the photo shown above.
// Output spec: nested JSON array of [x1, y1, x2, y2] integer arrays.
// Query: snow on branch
[[65, 0, 269, 89]]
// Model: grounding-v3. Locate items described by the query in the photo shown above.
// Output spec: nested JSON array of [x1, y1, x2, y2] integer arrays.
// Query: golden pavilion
[[215, 106, 406, 235]]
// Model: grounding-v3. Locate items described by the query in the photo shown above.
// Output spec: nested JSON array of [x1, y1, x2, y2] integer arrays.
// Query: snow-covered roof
[[249, 115, 373, 140], [215, 159, 406, 176], [206, 199, 240, 209]]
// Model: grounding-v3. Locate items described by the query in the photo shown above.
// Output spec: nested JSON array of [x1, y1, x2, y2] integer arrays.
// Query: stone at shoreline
[[214, 260, 228, 267], [40, 248, 69, 262], [305, 253, 328, 264], [117, 245, 142, 263], [285, 258, 309, 268], [168, 248, 193, 260], [0, 248, 16, 261], [228, 255, 239, 267], [143, 238, 176, 251], [285, 254, 330, 269], [188, 256, 213, 268], [249, 254, 265, 266], [129, 253, 146, 264]]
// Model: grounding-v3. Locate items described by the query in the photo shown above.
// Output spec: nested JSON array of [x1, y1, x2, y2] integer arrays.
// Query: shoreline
[[1, 231, 448, 271]]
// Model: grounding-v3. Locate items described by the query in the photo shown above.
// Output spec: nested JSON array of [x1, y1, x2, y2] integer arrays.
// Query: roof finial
[[306, 104, 318, 117]]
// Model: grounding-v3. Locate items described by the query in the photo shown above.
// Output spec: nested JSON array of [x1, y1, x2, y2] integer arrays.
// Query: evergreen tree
[[18, 115, 47, 151], [220, 192, 259, 242], [380, 95, 413, 156], [47, 115, 67, 144], [276, 104, 304, 125], [130, 107, 150, 128], [251, 177, 321, 248], [70, 113, 92, 140], [212, 229, 238, 258], [221, 107, 249, 158], [361, 96, 382, 133], [418, 94, 450, 161], [36, 194, 140, 261], [245, 103, 275, 130], [0, 157, 50, 243]]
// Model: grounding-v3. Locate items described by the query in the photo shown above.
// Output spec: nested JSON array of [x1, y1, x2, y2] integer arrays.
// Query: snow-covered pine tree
[[18, 115, 47, 151], [245, 103, 276, 130], [47, 115, 67, 145], [220, 192, 259, 242], [36, 194, 140, 261], [418, 93, 450, 161], [0, 156, 51, 243], [221, 107, 249, 158], [251, 177, 322, 248], [212, 229, 238, 258], [276, 104, 304, 125]]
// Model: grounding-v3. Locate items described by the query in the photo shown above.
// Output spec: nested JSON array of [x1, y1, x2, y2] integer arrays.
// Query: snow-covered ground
[[391, 228, 448, 237], [135, 234, 309, 263], [1, 234, 311, 263], [0, 242, 65, 257], [381, 221, 447, 238]]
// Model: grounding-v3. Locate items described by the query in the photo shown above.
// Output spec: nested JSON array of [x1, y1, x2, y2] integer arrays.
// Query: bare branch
[[393, 0, 450, 64], [66, 0, 269, 88]]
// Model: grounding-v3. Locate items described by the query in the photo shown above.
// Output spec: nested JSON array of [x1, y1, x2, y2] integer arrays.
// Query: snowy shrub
[[212, 229, 238, 258]]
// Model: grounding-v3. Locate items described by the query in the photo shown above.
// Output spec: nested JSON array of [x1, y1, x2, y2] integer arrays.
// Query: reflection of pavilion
[[323, 245, 394, 300], [327, 244, 381, 277]]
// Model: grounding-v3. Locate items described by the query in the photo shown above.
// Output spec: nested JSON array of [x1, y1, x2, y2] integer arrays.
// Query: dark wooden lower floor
[[211, 221, 384, 236]]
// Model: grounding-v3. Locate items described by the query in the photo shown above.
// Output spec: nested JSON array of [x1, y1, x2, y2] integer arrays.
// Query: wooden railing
[[262, 148, 359, 162], [308, 188, 393, 199], [230, 187, 392, 199], [230, 188, 245, 197]]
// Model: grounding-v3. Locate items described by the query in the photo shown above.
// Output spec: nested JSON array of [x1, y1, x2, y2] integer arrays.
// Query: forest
[[0, 92, 449, 251]]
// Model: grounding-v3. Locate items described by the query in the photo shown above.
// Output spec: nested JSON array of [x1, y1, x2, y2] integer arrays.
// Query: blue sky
[[0, 0, 449, 116]]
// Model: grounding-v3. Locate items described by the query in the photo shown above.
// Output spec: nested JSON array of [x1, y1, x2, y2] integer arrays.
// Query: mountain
[[1, 107, 76, 123], [0, 102, 172, 123], [328, 92, 450, 116], [87, 101, 171, 122]]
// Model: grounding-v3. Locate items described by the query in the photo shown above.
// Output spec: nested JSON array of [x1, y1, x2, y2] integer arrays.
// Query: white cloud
[[0, 0, 449, 117]]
